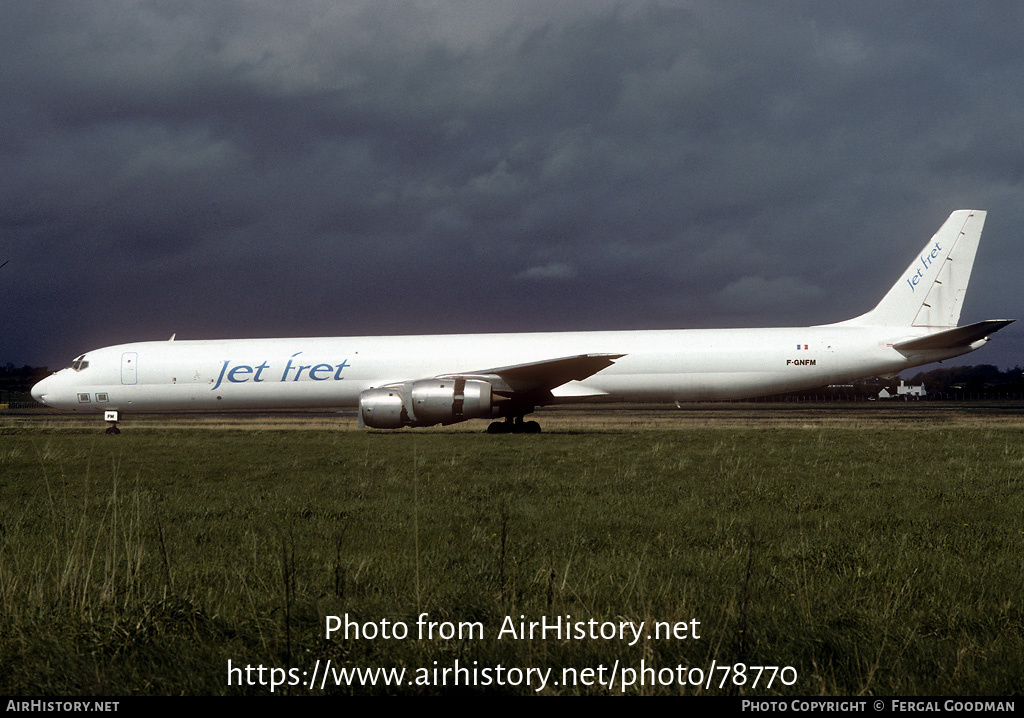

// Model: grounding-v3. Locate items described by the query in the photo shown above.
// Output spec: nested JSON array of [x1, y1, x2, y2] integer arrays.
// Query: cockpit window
[[70, 355, 89, 371]]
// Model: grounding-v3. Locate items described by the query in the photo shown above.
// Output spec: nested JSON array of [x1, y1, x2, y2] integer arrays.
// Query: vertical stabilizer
[[848, 210, 985, 328]]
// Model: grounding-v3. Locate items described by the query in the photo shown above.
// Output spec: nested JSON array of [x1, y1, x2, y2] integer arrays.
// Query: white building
[[896, 380, 926, 398], [878, 381, 927, 399]]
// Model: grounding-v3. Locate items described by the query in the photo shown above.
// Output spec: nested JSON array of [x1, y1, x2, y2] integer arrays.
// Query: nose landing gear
[[104, 410, 121, 435]]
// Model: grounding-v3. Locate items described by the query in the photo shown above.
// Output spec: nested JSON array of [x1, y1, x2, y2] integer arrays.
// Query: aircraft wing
[[893, 319, 1015, 352], [440, 353, 625, 396]]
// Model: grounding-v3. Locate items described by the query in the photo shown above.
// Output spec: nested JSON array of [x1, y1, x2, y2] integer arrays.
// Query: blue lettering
[[310, 364, 334, 381], [253, 361, 270, 382], [215, 354, 351, 386], [281, 352, 303, 382], [907, 242, 942, 293], [228, 365, 253, 383], [212, 360, 229, 391], [334, 359, 350, 380]]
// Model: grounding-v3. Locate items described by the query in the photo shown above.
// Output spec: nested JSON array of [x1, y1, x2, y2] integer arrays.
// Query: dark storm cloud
[[2, 1, 1022, 369]]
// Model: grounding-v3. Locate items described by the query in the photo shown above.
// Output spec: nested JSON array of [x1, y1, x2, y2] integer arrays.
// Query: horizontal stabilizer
[[893, 319, 1014, 352]]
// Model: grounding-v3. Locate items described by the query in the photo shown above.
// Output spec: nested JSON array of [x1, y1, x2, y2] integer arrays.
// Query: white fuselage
[[31, 323, 969, 415]]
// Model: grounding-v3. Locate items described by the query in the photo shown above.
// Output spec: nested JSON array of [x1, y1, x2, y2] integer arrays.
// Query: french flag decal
[[796, 344, 808, 350]]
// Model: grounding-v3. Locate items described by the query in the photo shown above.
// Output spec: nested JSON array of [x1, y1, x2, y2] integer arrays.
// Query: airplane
[[31, 209, 1013, 434]]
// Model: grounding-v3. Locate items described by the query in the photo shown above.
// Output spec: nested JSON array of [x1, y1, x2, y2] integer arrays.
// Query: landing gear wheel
[[105, 425, 121, 435], [486, 417, 541, 434]]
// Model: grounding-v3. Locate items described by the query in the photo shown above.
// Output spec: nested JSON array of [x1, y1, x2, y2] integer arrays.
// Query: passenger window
[[78, 393, 91, 403]]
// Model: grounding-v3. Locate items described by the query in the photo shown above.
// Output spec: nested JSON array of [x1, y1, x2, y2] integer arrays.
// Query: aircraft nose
[[31, 377, 50, 405]]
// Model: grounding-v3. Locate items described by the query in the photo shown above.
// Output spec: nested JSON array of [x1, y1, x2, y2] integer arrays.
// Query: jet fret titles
[[905, 240, 942, 293], [211, 353, 351, 391]]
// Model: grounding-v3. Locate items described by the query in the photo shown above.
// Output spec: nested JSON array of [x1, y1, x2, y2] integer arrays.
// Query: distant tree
[[905, 364, 1024, 395]]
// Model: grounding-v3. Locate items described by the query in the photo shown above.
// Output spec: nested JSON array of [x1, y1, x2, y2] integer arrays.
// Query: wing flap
[[893, 319, 1014, 352], [550, 382, 610, 398]]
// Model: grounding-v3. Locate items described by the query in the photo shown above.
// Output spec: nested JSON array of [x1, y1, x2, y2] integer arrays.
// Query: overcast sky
[[3, 1, 1022, 370]]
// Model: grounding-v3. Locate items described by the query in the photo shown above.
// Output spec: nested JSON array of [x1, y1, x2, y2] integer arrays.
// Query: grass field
[[2, 405, 1023, 695]]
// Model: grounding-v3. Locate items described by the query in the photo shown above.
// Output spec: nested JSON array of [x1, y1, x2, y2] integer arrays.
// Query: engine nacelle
[[358, 378, 493, 428], [357, 387, 407, 428]]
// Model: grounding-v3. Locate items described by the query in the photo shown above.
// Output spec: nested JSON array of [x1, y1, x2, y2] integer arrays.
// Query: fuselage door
[[121, 352, 138, 385]]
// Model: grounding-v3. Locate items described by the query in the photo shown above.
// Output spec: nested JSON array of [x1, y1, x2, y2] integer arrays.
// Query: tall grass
[[1, 414, 1022, 694]]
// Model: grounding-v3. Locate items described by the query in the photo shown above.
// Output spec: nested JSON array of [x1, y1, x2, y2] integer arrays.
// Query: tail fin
[[847, 210, 986, 328]]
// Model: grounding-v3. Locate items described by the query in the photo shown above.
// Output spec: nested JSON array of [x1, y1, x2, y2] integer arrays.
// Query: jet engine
[[358, 377, 493, 428]]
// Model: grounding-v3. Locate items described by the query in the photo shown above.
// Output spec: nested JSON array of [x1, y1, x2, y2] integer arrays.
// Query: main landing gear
[[104, 410, 121, 435], [486, 415, 542, 434]]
